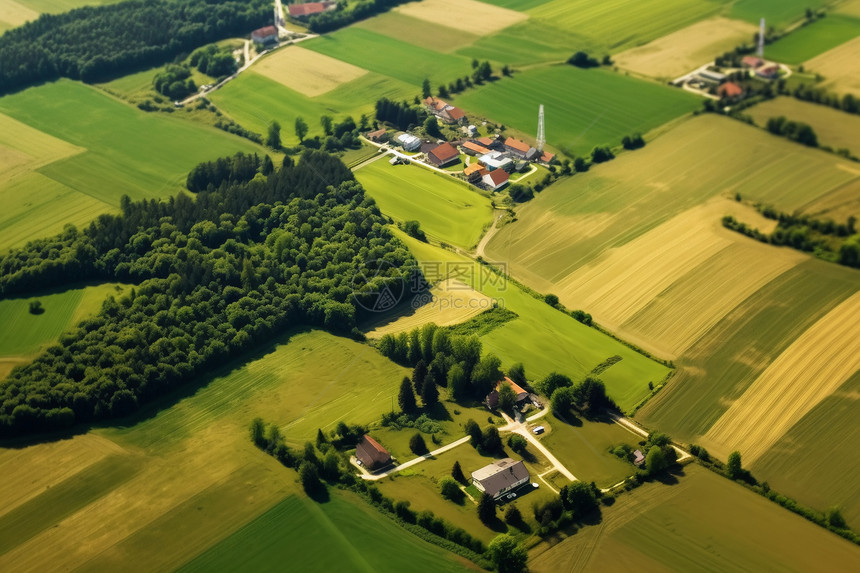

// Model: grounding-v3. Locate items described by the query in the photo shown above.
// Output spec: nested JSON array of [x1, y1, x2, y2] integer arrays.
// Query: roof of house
[[472, 458, 530, 496], [429, 142, 459, 163], [504, 137, 531, 153], [464, 163, 484, 176], [477, 137, 494, 146], [463, 141, 491, 155], [540, 151, 555, 163], [397, 133, 420, 144], [742, 55, 764, 66], [447, 107, 466, 121], [633, 449, 646, 465], [252, 26, 278, 38], [718, 82, 743, 97], [367, 128, 386, 139], [356, 435, 391, 468], [758, 64, 780, 74], [498, 376, 527, 399], [288, 2, 328, 17], [484, 169, 509, 186]]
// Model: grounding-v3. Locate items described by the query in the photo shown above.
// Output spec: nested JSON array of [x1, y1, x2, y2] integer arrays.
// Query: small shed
[[633, 449, 646, 467]]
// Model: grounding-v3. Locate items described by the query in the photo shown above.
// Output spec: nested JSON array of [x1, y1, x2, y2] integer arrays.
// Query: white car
[[532, 425, 545, 435]]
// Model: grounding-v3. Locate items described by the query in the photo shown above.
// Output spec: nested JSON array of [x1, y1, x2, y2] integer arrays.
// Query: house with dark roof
[[504, 137, 538, 161], [427, 142, 460, 167], [356, 435, 391, 470], [251, 26, 278, 45], [472, 458, 530, 498], [288, 1, 337, 19]]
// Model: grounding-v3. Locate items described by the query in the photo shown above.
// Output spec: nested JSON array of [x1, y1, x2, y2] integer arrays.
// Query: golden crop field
[[395, 0, 527, 35], [614, 17, 757, 79], [702, 291, 860, 462], [253, 46, 368, 97], [804, 36, 860, 97], [363, 279, 494, 338]]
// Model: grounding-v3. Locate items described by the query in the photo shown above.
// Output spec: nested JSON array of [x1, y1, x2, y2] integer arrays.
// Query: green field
[[457, 20, 589, 66], [764, 14, 860, 64], [178, 492, 469, 573], [529, 464, 860, 572], [355, 160, 493, 249], [526, 0, 727, 53], [394, 230, 671, 411], [304, 27, 475, 88], [730, 0, 831, 27], [746, 96, 860, 155], [454, 65, 700, 156], [0, 80, 262, 251]]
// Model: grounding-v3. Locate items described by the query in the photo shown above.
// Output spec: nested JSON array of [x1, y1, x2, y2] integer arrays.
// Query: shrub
[[507, 434, 527, 453], [440, 477, 465, 503], [409, 432, 429, 455]]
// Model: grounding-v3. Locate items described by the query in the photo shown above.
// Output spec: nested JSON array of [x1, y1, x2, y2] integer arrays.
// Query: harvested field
[[702, 290, 860, 463], [253, 46, 367, 97], [364, 279, 494, 338], [746, 96, 860, 156], [764, 14, 860, 64], [614, 17, 757, 79], [529, 464, 860, 572], [395, 0, 527, 35], [804, 36, 860, 97], [354, 11, 479, 52]]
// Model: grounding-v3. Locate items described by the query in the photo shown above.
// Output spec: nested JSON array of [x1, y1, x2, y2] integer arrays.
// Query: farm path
[[475, 211, 506, 258], [499, 412, 576, 482], [359, 435, 471, 481], [610, 413, 691, 462]]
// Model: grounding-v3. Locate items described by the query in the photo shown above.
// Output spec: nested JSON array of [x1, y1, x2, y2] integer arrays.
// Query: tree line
[[0, 0, 269, 92], [303, 0, 413, 33], [0, 149, 417, 435]]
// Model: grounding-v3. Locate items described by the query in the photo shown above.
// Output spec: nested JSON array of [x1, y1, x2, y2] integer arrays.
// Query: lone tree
[[440, 477, 464, 503], [487, 534, 528, 573], [477, 492, 497, 524], [409, 432, 428, 455], [452, 460, 467, 484], [266, 120, 281, 149], [422, 77, 431, 99], [320, 114, 333, 136], [507, 434, 527, 454], [398, 377, 418, 416], [827, 507, 847, 529], [727, 451, 742, 480], [295, 116, 308, 143], [28, 300, 43, 314], [465, 419, 482, 447]]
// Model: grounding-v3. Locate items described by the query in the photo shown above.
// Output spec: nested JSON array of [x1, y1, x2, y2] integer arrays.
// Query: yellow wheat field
[[254, 46, 368, 97], [364, 279, 494, 338], [395, 0, 527, 35], [703, 290, 860, 463], [805, 36, 860, 97], [615, 17, 757, 79]]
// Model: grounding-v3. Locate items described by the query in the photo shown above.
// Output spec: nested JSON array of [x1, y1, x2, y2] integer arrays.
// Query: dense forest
[[0, 150, 416, 435], [0, 0, 269, 92]]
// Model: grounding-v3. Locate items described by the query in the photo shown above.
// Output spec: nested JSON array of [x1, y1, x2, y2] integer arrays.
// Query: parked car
[[532, 425, 545, 435]]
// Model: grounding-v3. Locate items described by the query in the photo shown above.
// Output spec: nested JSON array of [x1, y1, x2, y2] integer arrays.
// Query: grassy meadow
[[454, 65, 700, 157], [0, 330, 433, 572], [746, 96, 860, 155], [529, 464, 860, 572], [730, 0, 830, 27], [394, 230, 671, 411], [178, 492, 469, 573], [764, 14, 860, 64], [355, 160, 494, 249]]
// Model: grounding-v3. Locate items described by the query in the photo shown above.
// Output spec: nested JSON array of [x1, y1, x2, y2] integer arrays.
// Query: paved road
[[359, 436, 471, 481]]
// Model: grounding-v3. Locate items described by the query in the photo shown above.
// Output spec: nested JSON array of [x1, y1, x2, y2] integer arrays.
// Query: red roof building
[[445, 107, 466, 124], [427, 142, 460, 167], [741, 55, 764, 68], [462, 141, 491, 156], [355, 435, 391, 470], [288, 1, 336, 18], [717, 82, 743, 98], [482, 168, 509, 191], [477, 137, 494, 146], [464, 162, 485, 182], [539, 151, 555, 164], [251, 26, 278, 44], [366, 128, 387, 141], [504, 137, 538, 160]]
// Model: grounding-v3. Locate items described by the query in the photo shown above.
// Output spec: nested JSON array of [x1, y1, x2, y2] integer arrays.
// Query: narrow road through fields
[[476, 211, 505, 259], [358, 436, 471, 481], [499, 411, 576, 482], [608, 412, 691, 462]]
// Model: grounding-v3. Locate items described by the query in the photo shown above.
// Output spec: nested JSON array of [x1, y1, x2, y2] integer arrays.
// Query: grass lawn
[[393, 230, 671, 411], [764, 14, 860, 64], [529, 464, 860, 572], [0, 80, 263, 205], [177, 491, 470, 573], [538, 414, 640, 488], [730, 0, 830, 27], [454, 65, 700, 157], [355, 160, 493, 249]]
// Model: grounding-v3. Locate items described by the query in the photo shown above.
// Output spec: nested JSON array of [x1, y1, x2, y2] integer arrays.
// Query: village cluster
[[365, 96, 554, 193]]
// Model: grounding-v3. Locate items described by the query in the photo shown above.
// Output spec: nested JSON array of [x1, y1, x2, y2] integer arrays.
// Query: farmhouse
[[397, 133, 421, 152], [539, 151, 555, 164], [423, 96, 467, 125], [288, 1, 337, 19], [462, 141, 491, 156], [427, 142, 460, 167], [464, 162, 485, 183], [756, 64, 780, 80], [366, 128, 387, 142], [356, 435, 391, 470], [741, 55, 764, 68], [504, 137, 538, 161], [472, 458, 530, 499], [479, 151, 513, 172], [717, 82, 743, 99], [486, 377, 527, 408], [251, 26, 278, 45]]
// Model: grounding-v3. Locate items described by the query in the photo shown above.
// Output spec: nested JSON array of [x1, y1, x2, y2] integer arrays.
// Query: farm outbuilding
[[427, 142, 460, 167], [251, 26, 278, 45], [472, 458, 530, 499], [356, 435, 391, 470], [504, 137, 538, 160], [288, 1, 337, 19], [397, 133, 421, 151]]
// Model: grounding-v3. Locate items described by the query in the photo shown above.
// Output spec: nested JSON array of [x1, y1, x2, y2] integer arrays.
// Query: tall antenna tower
[[757, 18, 765, 58], [537, 104, 545, 153]]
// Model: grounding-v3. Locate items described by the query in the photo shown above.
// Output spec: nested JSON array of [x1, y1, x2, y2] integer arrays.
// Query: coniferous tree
[[398, 377, 417, 416]]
